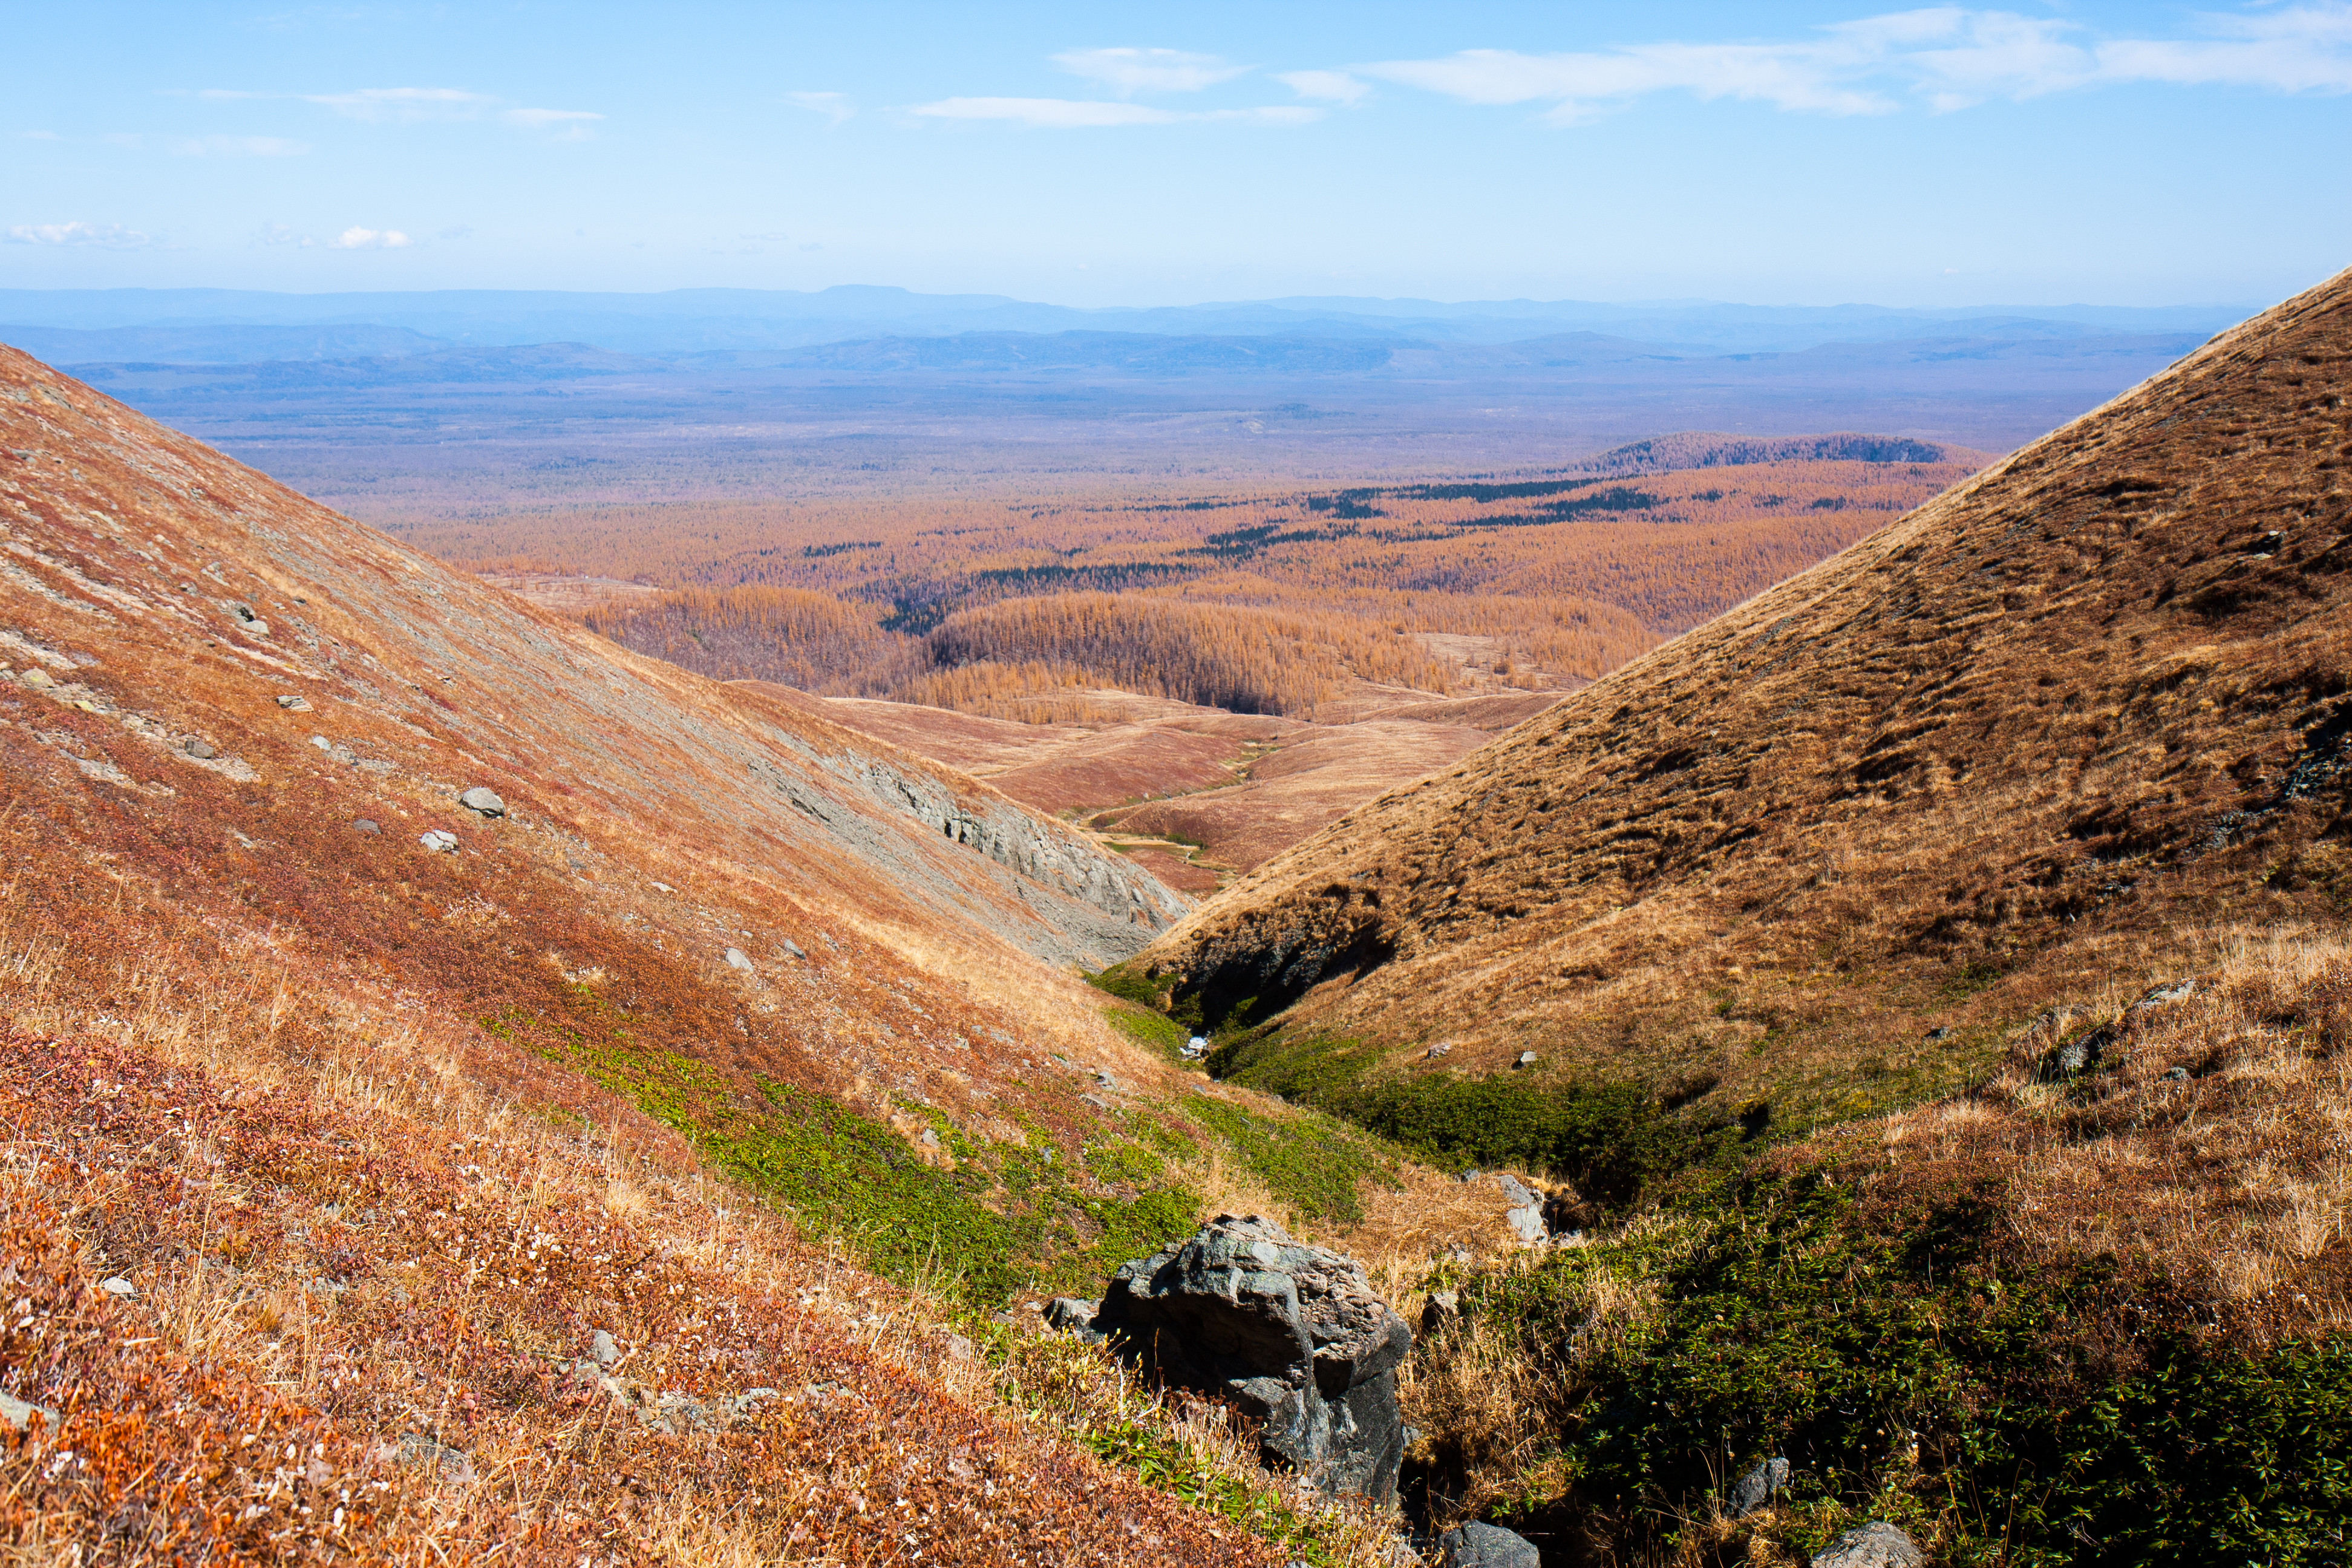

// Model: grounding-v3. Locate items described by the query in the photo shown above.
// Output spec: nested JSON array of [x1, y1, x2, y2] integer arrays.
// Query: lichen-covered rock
[[1094, 1214, 1411, 1506], [1436, 1520, 1540, 1568], [1811, 1521, 1925, 1568]]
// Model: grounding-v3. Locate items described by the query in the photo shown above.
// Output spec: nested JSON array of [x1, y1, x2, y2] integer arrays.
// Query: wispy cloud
[[18, 130, 61, 141], [171, 134, 309, 156], [913, 97, 1318, 128], [915, 96, 1183, 127], [1357, 4, 2352, 123], [1276, 70, 1370, 105], [327, 226, 411, 249], [5, 221, 156, 248], [501, 106, 602, 139], [785, 90, 854, 125], [299, 86, 495, 121], [196, 85, 603, 134], [1052, 47, 1250, 94]]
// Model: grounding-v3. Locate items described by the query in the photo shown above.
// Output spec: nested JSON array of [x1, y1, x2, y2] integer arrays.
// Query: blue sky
[[6, 2, 2348, 307]]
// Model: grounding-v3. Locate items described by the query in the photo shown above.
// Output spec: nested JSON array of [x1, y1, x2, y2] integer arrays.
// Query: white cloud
[[503, 106, 603, 139], [170, 134, 309, 156], [5, 221, 155, 248], [785, 90, 854, 125], [913, 96, 1318, 127], [1053, 47, 1251, 94], [1276, 70, 1370, 104], [195, 85, 604, 133], [327, 226, 411, 249], [255, 222, 310, 247], [302, 86, 495, 122], [1360, 4, 2352, 122], [914, 96, 1184, 127], [1362, 42, 1895, 121]]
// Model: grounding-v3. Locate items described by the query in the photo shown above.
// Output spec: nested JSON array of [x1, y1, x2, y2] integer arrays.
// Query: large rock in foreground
[[1093, 1214, 1413, 1506]]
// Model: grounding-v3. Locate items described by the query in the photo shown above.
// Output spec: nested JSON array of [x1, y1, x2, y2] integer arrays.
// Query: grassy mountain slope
[[0, 347, 1509, 1562], [1139, 267, 2351, 1145]]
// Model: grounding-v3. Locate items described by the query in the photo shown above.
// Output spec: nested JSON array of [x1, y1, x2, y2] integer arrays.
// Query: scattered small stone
[[183, 738, 216, 759], [0, 1391, 59, 1432], [457, 786, 506, 818], [1437, 1521, 1540, 1568], [1514, 1050, 1538, 1070], [1044, 1297, 1100, 1334], [419, 829, 459, 854], [1426, 1041, 1452, 1057], [1728, 1454, 1791, 1517], [1183, 1034, 1209, 1059], [1924, 1025, 1953, 1040], [724, 947, 754, 973], [2163, 1065, 2190, 1081], [651, 881, 673, 892], [21, 668, 53, 690], [1079, 1093, 1108, 1109], [1457, 1168, 1485, 1183], [920, 1128, 940, 1148], [2136, 978, 2196, 1010], [2041, 1022, 2117, 1080], [353, 818, 380, 834], [275, 693, 309, 711], [590, 1330, 619, 1367], [1419, 1288, 1463, 1336], [781, 939, 807, 959], [1810, 1521, 1924, 1568], [394, 1432, 474, 1487], [1094, 1070, 1120, 1091], [100, 1276, 135, 1298]]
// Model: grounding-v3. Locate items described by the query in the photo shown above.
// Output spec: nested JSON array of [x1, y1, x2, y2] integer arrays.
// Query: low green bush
[[1452, 1171, 2352, 1565]]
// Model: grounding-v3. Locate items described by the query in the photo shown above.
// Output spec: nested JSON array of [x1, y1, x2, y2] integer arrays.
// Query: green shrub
[[1086, 963, 1168, 1008], [1101, 1004, 1191, 1059], [1454, 1171, 2352, 1564], [485, 1002, 1201, 1305], [1209, 1025, 1736, 1208], [1179, 1096, 1396, 1226]]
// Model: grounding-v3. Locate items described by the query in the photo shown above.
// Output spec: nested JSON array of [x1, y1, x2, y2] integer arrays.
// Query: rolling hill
[[1138, 266, 2351, 1140]]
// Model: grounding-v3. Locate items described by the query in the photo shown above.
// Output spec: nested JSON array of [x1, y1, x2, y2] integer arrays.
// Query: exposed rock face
[[1811, 1521, 1924, 1568], [1728, 1454, 1791, 1516], [1093, 1214, 1411, 1506], [1436, 1521, 1540, 1568], [835, 753, 1183, 936]]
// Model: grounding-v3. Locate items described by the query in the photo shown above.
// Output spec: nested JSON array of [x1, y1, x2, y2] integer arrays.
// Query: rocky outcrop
[[1811, 1521, 1924, 1568], [1436, 1521, 1540, 1568], [835, 754, 1183, 933], [1087, 1214, 1411, 1506]]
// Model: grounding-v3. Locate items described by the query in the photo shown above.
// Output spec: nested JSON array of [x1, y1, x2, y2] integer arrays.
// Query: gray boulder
[[1811, 1521, 1924, 1568], [1727, 1454, 1791, 1516], [1095, 1214, 1412, 1506], [1437, 1521, 1540, 1568], [458, 786, 506, 818]]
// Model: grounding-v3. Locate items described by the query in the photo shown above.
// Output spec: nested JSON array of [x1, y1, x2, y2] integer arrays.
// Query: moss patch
[[483, 1002, 1203, 1305], [1178, 1096, 1398, 1228]]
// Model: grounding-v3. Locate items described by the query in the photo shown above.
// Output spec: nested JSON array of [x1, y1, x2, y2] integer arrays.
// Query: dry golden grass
[[1148, 264, 2352, 1136]]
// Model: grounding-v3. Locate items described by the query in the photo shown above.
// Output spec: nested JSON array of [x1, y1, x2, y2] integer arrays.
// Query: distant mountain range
[[0, 284, 2250, 364]]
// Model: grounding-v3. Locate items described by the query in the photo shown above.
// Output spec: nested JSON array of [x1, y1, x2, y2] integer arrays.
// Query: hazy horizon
[[9, 2, 2347, 307]]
